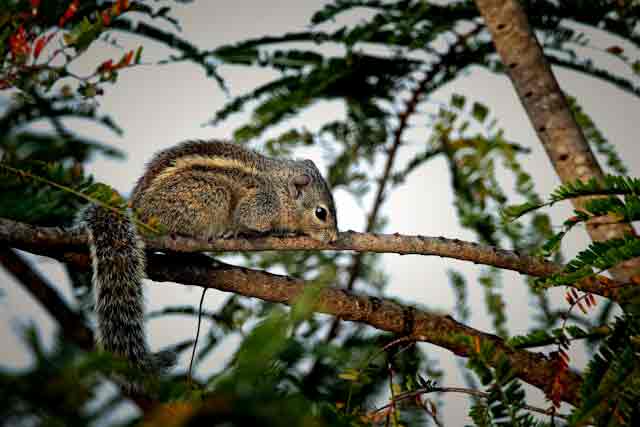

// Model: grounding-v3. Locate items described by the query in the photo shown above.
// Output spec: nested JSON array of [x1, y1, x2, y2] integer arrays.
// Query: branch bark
[[2, 218, 585, 404], [0, 217, 623, 299], [474, 0, 640, 282]]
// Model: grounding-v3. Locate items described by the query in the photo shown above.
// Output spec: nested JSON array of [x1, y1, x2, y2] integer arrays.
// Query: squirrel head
[[288, 159, 338, 243]]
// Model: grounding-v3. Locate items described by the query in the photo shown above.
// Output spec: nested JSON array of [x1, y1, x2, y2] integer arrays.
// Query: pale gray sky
[[1, 1, 639, 424]]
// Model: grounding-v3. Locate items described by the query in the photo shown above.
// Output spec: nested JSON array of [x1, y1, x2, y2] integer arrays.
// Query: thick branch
[[2, 218, 584, 404], [474, 0, 640, 282]]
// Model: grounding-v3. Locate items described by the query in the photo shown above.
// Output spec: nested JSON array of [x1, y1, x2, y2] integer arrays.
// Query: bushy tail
[[78, 205, 175, 390]]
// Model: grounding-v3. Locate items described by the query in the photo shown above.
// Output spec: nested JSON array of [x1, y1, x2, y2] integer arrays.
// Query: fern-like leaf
[[537, 236, 640, 287], [503, 175, 640, 222]]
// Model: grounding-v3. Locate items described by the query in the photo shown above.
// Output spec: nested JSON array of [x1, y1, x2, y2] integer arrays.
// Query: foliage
[[1, 0, 143, 94], [465, 340, 543, 427], [503, 175, 640, 221], [566, 96, 628, 175], [2, 0, 640, 426], [508, 176, 640, 424], [568, 314, 640, 425], [0, 327, 127, 427]]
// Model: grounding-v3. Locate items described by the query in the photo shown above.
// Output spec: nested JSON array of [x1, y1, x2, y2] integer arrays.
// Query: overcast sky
[[1, 1, 639, 424]]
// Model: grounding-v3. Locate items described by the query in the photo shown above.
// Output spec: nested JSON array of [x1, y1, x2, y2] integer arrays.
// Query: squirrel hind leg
[[233, 190, 279, 234], [137, 177, 234, 240]]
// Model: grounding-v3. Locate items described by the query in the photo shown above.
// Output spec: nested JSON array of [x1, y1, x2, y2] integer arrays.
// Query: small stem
[[374, 386, 568, 420], [0, 164, 158, 235], [188, 288, 208, 388]]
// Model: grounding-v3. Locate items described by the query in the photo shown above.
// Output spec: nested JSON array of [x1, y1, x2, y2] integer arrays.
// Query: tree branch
[[0, 218, 624, 299], [2, 218, 585, 405], [0, 245, 93, 350], [474, 0, 640, 282]]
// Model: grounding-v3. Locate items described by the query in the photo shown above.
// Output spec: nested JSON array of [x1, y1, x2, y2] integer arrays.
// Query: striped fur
[[130, 140, 338, 243], [76, 139, 337, 392]]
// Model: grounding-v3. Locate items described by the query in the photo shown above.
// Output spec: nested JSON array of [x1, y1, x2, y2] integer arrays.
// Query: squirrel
[[77, 139, 338, 392]]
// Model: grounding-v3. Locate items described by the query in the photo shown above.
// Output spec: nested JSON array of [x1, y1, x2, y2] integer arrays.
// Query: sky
[[1, 1, 640, 425]]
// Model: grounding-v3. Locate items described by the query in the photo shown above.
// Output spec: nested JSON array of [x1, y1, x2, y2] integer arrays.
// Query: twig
[[373, 386, 569, 420], [417, 397, 443, 427], [0, 164, 158, 234], [188, 288, 208, 387], [387, 363, 397, 427]]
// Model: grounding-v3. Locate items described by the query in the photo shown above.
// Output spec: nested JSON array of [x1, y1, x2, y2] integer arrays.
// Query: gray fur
[[77, 205, 174, 393]]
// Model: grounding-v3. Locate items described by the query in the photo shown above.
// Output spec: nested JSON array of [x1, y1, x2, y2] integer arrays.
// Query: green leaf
[[501, 201, 543, 222], [472, 102, 489, 123], [134, 45, 143, 64], [538, 236, 640, 288], [451, 93, 466, 109]]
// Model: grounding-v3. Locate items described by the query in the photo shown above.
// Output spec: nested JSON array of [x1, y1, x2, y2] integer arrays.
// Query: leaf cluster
[[0, 328, 127, 427], [569, 314, 640, 425], [466, 340, 544, 427], [508, 174, 640, 425]]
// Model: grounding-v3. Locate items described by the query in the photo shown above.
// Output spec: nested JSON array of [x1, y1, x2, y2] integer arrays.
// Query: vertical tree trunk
[[474, 0, 640, 282]]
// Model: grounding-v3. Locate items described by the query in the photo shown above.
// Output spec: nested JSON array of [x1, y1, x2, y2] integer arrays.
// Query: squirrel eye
[[315, 207, 327, 222]]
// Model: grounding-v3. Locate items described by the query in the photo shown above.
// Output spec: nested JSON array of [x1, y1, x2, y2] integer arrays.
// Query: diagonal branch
[[474, 0, 640, 283], [0, 243, 162, 412], [0, 245, 94, 349], [3, 223, 583, 405]]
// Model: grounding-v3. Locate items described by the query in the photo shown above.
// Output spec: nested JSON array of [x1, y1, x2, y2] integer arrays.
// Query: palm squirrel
[[77, 140, 338, 390]]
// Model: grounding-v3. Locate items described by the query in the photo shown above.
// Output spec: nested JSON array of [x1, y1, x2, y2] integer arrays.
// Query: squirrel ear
[[289, 173, 311, 198]]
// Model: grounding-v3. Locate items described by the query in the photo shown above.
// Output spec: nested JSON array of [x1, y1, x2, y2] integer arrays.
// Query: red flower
[[33, 37, 46, 59], [33, 34, 54, 59], [118, 50, 134, 67], [101, 10, 111, 26], [59, 0, 80, 27], [9, 26, 31, 58], [112, 0, 130, 16], [30, 0, 40, 15], [98, 59, 114, 73]]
